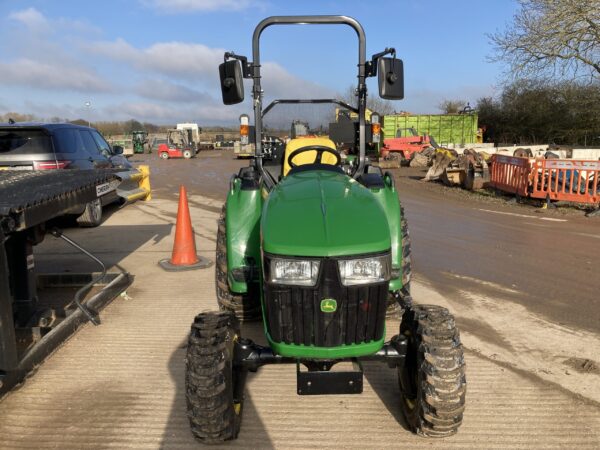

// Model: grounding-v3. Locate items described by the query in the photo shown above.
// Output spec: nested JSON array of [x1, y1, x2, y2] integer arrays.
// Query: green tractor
[[185, 15, 466, 443], [132, 130, 148, 154]]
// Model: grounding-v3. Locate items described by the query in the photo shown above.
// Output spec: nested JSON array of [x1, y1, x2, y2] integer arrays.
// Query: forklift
[[158, 129, 197, 160]]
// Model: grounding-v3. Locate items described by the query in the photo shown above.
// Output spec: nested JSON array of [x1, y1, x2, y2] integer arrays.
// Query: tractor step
[[296, 361, 363, 395]]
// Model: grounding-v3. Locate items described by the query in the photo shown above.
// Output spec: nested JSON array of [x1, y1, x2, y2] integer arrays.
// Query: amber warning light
[[371, 113, 381, 143], [240, 114, 250, 145]]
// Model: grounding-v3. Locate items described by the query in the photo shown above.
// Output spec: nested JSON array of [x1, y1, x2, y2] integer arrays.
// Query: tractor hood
[[261, 170, 391, 257]]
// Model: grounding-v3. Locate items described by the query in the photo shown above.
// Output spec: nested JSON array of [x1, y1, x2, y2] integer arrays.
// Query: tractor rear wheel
[[216, 205, 261, 321], [398, 305, 466, 437], [160, 152, 169, 159], [387, 204, 412, 317], [186, 311, 244, 444]]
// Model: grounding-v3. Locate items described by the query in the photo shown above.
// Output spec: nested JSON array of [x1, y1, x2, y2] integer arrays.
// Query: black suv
[[0, 122, 132, 226]]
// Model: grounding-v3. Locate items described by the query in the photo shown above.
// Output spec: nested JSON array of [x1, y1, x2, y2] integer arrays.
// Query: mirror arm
[[224, 51, 253, 78], [366, 47, 396, 77]]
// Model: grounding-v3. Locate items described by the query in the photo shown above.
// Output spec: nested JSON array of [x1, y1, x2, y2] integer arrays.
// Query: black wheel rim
[[91, 199, 102, 222], [231, 335, 245, 419]]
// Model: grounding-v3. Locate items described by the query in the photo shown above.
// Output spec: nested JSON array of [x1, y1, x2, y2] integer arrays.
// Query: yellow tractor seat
[[282, 137, 339, 176]]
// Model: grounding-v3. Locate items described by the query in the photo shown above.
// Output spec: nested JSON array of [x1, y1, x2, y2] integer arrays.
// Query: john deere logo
[[320, 298, 337, 313]]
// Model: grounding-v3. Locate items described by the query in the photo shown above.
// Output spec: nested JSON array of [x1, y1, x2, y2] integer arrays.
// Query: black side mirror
[[378, 57, 404, 100], [219, 60, 244, 105], [112, 145, 124, 155]]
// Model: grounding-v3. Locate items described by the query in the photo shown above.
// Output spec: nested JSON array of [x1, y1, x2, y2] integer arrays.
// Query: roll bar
[[249, 15, 369, 187]]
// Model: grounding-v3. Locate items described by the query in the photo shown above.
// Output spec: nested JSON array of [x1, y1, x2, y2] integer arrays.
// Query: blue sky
[[0, 0, 518, 125]]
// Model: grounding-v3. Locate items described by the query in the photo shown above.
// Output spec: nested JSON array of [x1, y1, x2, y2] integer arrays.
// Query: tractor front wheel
[[183, 149, 193, 159], [186, 311, 244, 444], [216, 205, 261, 321], [398, 305, 466, 437], [387, 203, 412, 317]]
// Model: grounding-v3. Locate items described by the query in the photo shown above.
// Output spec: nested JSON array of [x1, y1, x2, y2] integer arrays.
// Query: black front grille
[[263, 258, 389, 347]]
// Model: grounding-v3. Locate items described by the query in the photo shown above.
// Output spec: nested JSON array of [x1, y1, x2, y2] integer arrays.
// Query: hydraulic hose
[[50, 228, 105, 325]]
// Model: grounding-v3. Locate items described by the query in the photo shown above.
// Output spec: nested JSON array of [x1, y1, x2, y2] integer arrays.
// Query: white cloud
[[135, 79, 215, 103], [88, 38, 335, 101], [106, 102, 175, 121], [104, 100, 244, 124], [19, 100, 92, 122], [7, 7, 101, 35], [261, 62, 335, 99], [8, 7, 49, 30], [2, 8, 109, 95], [0, 59, 113, 93], [141, 0, 257, 13], [88, 39, 223, 81]]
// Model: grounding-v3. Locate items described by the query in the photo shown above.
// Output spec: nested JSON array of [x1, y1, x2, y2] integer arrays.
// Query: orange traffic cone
[[159, 185, 212, 271]]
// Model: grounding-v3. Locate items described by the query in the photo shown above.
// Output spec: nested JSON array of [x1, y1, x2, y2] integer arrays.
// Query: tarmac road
[[394, 170, 599, 335], [145, 150, 599, 333], [0, 149, 598, 448], [145, 149, 600, 401], [143, 150, 600, 403]]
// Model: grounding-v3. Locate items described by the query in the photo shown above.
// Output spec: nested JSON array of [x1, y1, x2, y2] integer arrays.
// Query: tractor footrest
[[296, 361, 363, 395]]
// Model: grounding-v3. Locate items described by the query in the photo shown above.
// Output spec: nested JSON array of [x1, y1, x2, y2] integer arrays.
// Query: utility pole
[[84, 101, 91, 127]]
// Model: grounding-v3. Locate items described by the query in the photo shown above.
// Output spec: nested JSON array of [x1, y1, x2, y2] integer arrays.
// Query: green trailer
[[384, 113, 479, 145]]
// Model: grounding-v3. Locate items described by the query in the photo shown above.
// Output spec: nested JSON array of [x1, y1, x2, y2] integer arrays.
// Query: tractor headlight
[[269, 258, 320, 286], [338, 255, 391, 286]]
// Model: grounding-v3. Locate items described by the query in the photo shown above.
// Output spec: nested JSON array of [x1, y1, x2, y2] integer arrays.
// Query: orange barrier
[[489, 155, 531, 196], [531, 159, 600, 204], [490, 155, 600, 206]]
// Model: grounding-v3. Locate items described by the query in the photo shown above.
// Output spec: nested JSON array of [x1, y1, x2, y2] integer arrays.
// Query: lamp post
[[84, 101, 91, 127]]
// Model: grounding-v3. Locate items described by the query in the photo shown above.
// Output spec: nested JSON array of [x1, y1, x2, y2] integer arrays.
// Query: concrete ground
[[0, 151, 599, 448]]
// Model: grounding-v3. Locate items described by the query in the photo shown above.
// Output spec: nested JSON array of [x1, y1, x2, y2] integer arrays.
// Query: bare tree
[[489, 0, 600, 82], [339, 85, 397, 115], [0, 112, 36, 122], [438, 99, 467, 114], [476, 79, 600, 145]]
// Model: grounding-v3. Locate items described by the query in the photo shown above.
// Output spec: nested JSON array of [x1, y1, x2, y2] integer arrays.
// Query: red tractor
[[158, 129, 197, 160], [381, 127, 432, 163]]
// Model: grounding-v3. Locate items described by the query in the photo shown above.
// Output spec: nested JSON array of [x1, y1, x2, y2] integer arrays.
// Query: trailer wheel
[[186, 311, 244, 444], [398, 305, 466, 437], [387, 204, 412, 316], [160, 152, 169, 160], [76, 198, 103, 227], [216, 205, 261, 321], [183, 149, 193, 159]]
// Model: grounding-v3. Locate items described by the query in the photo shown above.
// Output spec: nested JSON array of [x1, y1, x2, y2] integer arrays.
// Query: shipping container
[[383, 113, 479, 145]]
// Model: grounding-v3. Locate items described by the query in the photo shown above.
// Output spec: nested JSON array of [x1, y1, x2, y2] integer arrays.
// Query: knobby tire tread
[[399, 305, 466, 437], [186, 311, 243, 444]]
